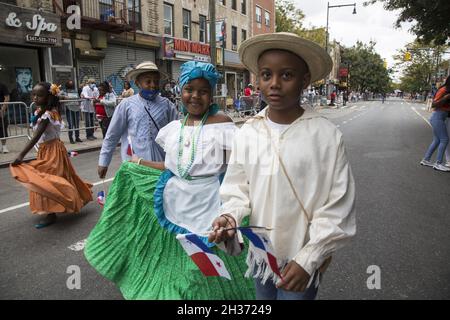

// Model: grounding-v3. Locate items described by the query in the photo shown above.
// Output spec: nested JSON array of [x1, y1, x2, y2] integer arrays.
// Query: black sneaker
[[75, 138, 83, 143], [69, 138, 75, 144]]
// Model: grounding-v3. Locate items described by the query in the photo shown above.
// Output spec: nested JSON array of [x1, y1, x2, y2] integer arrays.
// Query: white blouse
[[34, 111, 64, 144], [156, 120, 236, 178]]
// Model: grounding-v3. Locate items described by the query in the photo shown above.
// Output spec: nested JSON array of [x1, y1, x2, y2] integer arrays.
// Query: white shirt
[[80, 85, 99, 113], [34, 111, 63, 144], [156, 120, 236, 178], [220, 106, 356, 276]]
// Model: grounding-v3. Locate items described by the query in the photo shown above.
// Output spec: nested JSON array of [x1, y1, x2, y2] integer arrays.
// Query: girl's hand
[[12, 155, 24, 166], [276, 261, 311, 292]]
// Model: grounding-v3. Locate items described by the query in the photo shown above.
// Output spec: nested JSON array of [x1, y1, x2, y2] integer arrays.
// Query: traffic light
[[404, 51, 412, 61]]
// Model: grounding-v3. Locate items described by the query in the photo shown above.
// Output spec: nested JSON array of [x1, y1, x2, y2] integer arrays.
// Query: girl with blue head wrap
[[178, 61, 221, 116], [84, 60, 255, 300]]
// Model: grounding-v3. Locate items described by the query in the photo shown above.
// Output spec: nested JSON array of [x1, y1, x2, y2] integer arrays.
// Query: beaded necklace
[[177, 111, 209, 179]]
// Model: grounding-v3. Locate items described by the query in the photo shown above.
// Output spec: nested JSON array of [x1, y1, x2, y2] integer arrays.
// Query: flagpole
[[180, 226, 274, 237]]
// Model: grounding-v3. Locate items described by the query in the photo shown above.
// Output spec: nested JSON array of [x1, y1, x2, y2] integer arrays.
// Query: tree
[[394, 41, 449, 95], [276, 0, 327, 47], [365, 0, 450, 45], [275, 0, 304, 33], [341, 41, 392, 94]]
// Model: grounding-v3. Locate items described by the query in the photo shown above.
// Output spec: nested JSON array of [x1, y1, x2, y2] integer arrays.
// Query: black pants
[[99, 117, 111, 138]]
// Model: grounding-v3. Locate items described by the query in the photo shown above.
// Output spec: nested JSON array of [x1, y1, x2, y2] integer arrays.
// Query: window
[[241, 29, 247, 42], [232, 0, 237, 10], [128, 0, 142, 30], [231, 26, 237, 51], [99, 0, 114, 22], [199, 15, 207, 43], [265, 11, 270, 27], [255, 6, 262, 24], [241, 0, 247, 15], [163, 3, 173, 36], [183, 9, 191, 40]]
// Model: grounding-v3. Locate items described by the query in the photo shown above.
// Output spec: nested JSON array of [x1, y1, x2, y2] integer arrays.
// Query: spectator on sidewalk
[[59, 80, 82, 144], [209, 32, 356, 300], [120, 80, 134, 98], [0, 81, 10, 153], [97, 61, 178, 179], [10, 82, 92, 229], [244, 84, 254, 97], [94, 81, 117, 138], [161, 81, 176, 103], [329, 90, 337, 106], [80, 78, 99, 141], [420, 76, 450, 172]]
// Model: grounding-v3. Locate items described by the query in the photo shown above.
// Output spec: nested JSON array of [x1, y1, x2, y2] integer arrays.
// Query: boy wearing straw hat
[[209, 32, 356, 300], [98, 61, 178, 178]]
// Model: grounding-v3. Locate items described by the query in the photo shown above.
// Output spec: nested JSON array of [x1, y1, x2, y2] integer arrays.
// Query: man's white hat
[[126, 61, 167, 82], [239, 32, 333, 84]]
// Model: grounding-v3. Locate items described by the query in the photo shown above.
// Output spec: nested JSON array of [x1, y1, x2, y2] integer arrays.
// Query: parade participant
[[420, 76, 450, 171], [85, 61, 255, 299], [208, 32, 356, 300], [10, 82, 92, 228], [97, 61, 178, 179]]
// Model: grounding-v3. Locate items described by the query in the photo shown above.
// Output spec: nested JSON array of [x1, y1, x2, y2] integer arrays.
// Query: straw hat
[[126, 61, 167, 82], [239, 32, 333, 84]]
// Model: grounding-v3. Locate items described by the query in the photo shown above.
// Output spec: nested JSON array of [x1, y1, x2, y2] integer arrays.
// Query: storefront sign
[[164, 37, 210, 58], [0, 3, 62, 47]]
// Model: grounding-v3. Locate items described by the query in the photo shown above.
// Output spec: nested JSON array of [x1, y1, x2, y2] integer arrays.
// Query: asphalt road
[[0, 98, 449, 300]]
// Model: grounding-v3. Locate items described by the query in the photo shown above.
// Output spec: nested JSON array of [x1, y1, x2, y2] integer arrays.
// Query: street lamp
[[323, 2, 356, 98], [326, 2, 356, 54]]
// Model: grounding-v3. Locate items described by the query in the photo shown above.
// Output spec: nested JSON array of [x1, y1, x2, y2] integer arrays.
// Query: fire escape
[[53, 0, 137, 34]]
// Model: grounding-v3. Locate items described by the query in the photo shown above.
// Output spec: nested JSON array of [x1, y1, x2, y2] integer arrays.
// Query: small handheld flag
[[126, 136, 133, 156], [176, 233, 231, 280], [97, 190, 105, 206], [68, 151, 79, 157], [239, 228, 282, 280]]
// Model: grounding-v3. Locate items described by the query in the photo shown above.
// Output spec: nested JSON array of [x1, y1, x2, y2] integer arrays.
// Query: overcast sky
[[293, 0, 417, 79]]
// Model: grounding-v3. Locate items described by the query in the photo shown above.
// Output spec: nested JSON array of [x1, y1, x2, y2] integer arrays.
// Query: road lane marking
[[68, 239, 87, 251], [411, 106, 431, 127], [0, 177, 114, 214]]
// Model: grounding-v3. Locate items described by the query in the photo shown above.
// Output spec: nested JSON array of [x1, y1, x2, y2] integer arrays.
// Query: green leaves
[[365, 0, 450, 45]]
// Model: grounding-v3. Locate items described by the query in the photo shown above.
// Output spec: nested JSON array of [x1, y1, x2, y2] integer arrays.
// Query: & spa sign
[[1, 3, 62, 47]]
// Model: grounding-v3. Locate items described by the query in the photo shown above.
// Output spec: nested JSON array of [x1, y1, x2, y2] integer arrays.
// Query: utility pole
[[209, 0, 216, 67]]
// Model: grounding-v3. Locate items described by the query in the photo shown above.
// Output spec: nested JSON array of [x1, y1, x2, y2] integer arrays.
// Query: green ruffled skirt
[[84, 161, 255, 300]]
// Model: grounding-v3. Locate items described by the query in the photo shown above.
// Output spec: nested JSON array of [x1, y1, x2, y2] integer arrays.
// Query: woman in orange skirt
[[10, 82, 93, 228]]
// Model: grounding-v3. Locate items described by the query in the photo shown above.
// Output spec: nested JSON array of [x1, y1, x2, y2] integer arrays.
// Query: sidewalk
[[0, 116, 248, 168], [0, 126, 104, 168]]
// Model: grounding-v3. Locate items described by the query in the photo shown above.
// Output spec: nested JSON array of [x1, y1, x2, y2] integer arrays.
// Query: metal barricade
[[236, 95, 258, 117], [0, 101, 32, 140]]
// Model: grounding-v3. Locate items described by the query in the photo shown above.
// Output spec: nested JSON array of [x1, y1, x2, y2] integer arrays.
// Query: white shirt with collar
[[220, 104, 356, 278]]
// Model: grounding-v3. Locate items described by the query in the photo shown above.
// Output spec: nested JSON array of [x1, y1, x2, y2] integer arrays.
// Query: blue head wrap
[[178, 61, 221, 115], [179, 61, 221, 91]]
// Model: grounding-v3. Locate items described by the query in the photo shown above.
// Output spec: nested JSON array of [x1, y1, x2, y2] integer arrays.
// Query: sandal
[[34, 214, 57, 229]]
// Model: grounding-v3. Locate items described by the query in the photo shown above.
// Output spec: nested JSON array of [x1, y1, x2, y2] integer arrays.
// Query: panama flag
[[97, 190, 105, 206], [239, 228, 282, 279], [176, 233, 231, 280], [126, 136, 133, 156], [68, 151, 79, 157]]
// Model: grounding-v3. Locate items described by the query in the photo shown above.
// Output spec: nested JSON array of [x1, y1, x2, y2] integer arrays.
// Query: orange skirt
[[10, 139, 93, 215]]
